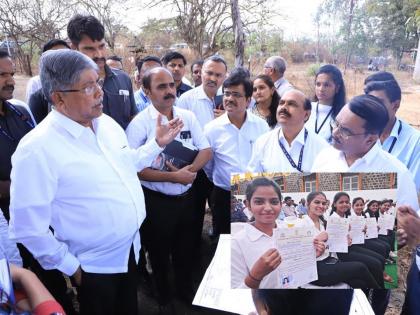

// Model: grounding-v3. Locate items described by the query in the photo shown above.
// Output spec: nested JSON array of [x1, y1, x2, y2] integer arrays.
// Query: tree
[[231, 0, 244, 66], [410, 8, 420, 82]]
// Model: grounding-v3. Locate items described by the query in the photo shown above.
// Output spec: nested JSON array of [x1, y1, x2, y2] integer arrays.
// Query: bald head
[[142, 67, 173, 90], [142, 67, 176, 109], [281, 89, 311, 111], [264, 56, 287, 81], [277, 89, 311, 128]]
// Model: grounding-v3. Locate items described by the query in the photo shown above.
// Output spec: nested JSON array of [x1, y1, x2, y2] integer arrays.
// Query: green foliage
[[307, 63, 323, 77]]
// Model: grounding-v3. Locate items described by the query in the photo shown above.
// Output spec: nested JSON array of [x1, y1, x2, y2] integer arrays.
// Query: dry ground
[[12, 64, 420, 315]]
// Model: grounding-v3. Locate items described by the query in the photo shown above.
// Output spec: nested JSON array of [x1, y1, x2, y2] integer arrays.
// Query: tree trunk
[[231, 0, 245, 67], [413, 35, 420, 83]]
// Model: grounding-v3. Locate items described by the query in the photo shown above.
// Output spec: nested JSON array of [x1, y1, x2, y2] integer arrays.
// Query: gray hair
[[203, 54, 228, 71], [266, 56, 287, 74], [40, 49, 98, 103]]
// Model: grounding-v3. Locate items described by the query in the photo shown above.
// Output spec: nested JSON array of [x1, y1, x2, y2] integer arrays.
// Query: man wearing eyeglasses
[[263, 56, 293, 98], [67, 14, 137, 130], [247, 89, 328, 173], [9, 49, 183, 315], [204, 70, 269, 237], [312, 94, 418, 210]]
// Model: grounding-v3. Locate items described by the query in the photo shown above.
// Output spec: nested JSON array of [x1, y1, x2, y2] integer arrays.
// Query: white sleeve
[[176, 93, 189, 110], [9, 148, 80, 276], [190, 112, 210, 150], [396, 170, 420, 211], [231, 237, 250, 289], [203, 124, 215, 180], [0, 211, 22, 266], [247, 137, 264, 173]]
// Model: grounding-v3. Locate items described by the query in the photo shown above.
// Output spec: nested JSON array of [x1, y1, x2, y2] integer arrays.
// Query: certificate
[[365, 217, 378, 239], [326, 217, 349, 253], [349, 216, 366, 245], [274, 227, 318, 288], [378, 217, 388, 235], [384, 214, 395, 230]]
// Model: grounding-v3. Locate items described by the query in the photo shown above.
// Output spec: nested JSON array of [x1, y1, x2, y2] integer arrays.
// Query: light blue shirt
[[382, 119, 420, 192], [134, 88, 151, 112]]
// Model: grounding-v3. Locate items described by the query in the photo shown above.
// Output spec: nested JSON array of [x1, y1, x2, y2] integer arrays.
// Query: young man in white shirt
[[312, 94, 418, 210], [364, 72, 420, 192], [248, 89, 328, 173], [204, 70, 269, 237], [9, 50, 182, 315], [125, 67, 211, 308]]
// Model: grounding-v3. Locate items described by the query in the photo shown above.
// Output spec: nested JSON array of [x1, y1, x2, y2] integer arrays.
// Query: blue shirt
[[134, 88, 151, 113], [382, 119, 420, 192]]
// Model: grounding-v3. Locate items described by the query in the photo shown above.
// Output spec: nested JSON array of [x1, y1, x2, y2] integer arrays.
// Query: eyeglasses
[[223, 91, 245, 99], [56, 82, 101, 96], [330, 119, 367, 139]]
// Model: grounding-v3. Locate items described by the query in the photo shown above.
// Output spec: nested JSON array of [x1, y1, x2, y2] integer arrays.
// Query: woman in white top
[[305, 64, 346, 142], [231, 178, 325, 289], [304, 191, 379, 288], [250, 75, 280, 129]]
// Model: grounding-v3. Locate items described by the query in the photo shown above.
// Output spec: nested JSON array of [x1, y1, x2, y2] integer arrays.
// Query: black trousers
[[401, 252, 420, 315], [142, 186, 195, 305], [211, 185, 231, 236], [338, 246, 384, 288], [191, 170, 214, 251], [77, 246, 138, 315], [312, 259, 380, 288]]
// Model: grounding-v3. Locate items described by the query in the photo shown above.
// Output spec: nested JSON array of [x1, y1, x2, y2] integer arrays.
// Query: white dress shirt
[[9, 110, 163, 276], [126, 104, 210, 195], [231, 223, 281, 288], [312, 142, 419, 210], [305, 102, 333, 143], [247, 127, 329, 173], [301, 215, 330, 261], [381, 118, 420, 192], [204, 112, 269, 191], [176, 85, 219, 128], [25, 75, 42, 103], [274, 77, 293, 98]]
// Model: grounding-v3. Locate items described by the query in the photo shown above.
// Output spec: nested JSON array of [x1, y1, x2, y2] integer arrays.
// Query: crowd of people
[[0, 12, 419, 315]]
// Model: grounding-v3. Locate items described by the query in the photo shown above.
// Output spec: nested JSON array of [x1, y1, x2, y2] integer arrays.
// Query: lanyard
[[0, 102, 34, 142], [315, 102, 333, 134], [387, 120, 402, 154], [278, 128, 308, 172]]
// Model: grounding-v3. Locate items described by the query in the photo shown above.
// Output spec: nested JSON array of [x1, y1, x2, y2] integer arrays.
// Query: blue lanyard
[[387, 120, 402, 154], [0, 102, 34, 142], [278, 128, 308, 172]]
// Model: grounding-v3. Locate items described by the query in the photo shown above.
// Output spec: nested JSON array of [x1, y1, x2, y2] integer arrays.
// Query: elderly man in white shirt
[[204, 70, 269, 237], [312, 94, 418, 210], [248, 89, 328, 173], [8, 50, 182, 315], [126, 67, 212, 307], [263, 56, 293, 98]]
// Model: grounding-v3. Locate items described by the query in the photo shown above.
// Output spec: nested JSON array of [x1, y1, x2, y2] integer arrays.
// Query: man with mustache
[[67, 14, 137, 130], [247, 89, 328, 173], [125, 67, 212, 309], [0, 51, 34, 222], [9, 50, 183, 315], [312, 94, 418, 209], [177, 55, 227, 253], [204, 70, 269, 237]]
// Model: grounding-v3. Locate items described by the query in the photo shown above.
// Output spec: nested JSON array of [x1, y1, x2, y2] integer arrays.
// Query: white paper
[[384, 214, 395, 230], [365, 217, 379, 239], [350, 289, 375, 315], [274, 226, 318, 288], [349, 216, 366, 245], [193, 234, 256, 315], [378, 217, 388, 235], [326, 217, 349, 253]]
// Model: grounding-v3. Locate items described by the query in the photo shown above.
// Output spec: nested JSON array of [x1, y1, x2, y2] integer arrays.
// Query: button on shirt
[[305, 102, 333, 143], [312, 142, 419, 210], [133, 88, 151, 112], [231, 223, 280, 288], [381, 119, 420, 192], [204, 112, 269, 191], [274, 77, 293, 98], [9, 110, 163, 276], [126, 104, 210, 195], [177, 85, 218, 128], [247, 127, 329, 173]]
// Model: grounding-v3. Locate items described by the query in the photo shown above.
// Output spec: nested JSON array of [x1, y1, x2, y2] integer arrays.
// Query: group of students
[[231, 177, 399, 290]]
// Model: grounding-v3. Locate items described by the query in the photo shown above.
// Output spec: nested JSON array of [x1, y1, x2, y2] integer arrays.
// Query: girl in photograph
[[305, 64, 346, 142]]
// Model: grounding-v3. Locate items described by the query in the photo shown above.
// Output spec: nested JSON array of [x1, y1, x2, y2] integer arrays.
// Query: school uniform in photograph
[[305, 102, 334, 142], [204, 112, 269, 236]]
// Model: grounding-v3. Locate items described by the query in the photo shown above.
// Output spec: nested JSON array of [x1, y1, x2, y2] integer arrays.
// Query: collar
[[219, 111, 256, 126], [197, 85, 214, 101], [245, 223, 273, 242], [50, 109, 94, 139], [388, 118, 401, 139], [139, 88, 149, 103], [148, 103, 178, 120], [177, 82, 191, 93], [278, 126, 306, 146], [104, 64, 115, 79], [337, 141, 382, 167], [274, 77, 286, 89]]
